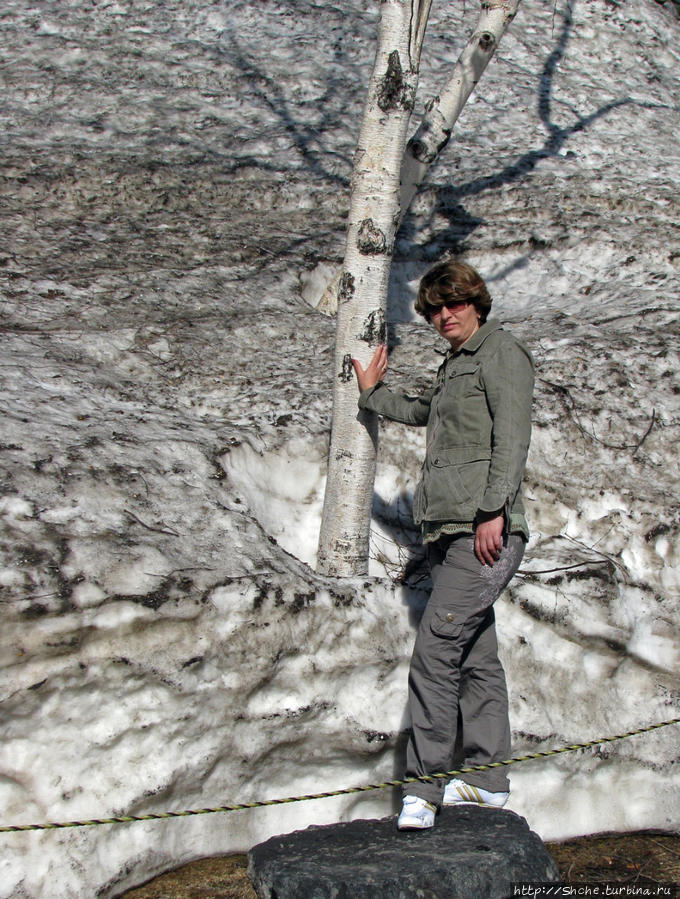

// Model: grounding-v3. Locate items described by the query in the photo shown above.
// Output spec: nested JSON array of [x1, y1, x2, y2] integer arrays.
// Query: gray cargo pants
[[404, 533, 524, 807]]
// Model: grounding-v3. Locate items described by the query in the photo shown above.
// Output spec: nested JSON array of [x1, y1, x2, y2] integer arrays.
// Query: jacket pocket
[[429, 446, 491, 507], [430, 608, 466, 639], [431, 446, 491, 466], [445, 362, 481, 387]]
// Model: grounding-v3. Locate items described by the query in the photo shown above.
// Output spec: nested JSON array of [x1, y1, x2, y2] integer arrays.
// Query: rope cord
[[1, 716, 678, 834]]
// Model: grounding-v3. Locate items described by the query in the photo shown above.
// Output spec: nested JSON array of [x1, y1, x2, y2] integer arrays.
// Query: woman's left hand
[[474, 514, 505, 566]]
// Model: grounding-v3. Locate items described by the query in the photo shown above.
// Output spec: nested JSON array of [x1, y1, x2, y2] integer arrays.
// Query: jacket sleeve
[[478, 337, 534, 515], [358, 382, 433, 426]]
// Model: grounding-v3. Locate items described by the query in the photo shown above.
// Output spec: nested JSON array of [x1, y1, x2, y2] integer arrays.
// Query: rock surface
[[247, 806, 560, 898]]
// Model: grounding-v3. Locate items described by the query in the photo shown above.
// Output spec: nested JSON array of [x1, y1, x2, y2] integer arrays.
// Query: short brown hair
[[415, 259, 492, 323]]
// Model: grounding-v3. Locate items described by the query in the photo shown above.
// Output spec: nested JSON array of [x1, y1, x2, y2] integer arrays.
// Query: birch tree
[[316, 0, 431, 577], [317, 0, 521, 578]]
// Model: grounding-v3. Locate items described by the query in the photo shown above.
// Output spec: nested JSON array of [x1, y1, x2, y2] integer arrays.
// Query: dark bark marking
[[357, 218, 387, 255], [338, 353, 354, 382], [407, 97, 452, 163], [479, 31, 496, 51], [357, 309, 386, 345], [408, 128, 452, 164], [338, 271, 355, 304], [377, 50, 414, 112]]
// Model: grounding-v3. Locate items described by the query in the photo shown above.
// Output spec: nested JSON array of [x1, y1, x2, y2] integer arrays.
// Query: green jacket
[[358, 319, 534, 530]]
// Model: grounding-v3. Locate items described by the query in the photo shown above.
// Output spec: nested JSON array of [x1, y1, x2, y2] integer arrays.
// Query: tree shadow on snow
[[394, 0, 670, 272], [371, 488, 430, 626]]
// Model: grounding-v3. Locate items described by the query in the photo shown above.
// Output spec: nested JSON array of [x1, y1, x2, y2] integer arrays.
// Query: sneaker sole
[[397, 820, 435, 830], [442, 800, 506, 808]]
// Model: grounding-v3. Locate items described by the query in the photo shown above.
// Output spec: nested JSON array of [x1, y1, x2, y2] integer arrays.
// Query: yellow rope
[[1, 716, 678, 833]]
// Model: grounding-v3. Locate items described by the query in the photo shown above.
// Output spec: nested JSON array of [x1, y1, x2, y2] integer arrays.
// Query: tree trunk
[[316, 0, 432, 577]]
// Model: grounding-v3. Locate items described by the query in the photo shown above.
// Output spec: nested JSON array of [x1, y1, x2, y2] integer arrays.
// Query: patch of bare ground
[[121, 854, 256, 899], [546, 831, 680, 889], [120, 833, 680, 897]]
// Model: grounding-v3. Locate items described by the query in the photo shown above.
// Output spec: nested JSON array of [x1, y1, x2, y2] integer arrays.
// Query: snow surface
[[0, 0, 679, 895]]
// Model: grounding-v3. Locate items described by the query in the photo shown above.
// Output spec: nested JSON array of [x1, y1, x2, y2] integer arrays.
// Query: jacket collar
[[448, 318, 501, 356]]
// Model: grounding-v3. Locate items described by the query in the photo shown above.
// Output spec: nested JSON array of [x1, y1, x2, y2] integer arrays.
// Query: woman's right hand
[[351, 344, 388, 392]]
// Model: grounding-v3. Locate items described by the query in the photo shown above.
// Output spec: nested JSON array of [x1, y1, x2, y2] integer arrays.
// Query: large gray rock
[[247, 805, 560, 898]]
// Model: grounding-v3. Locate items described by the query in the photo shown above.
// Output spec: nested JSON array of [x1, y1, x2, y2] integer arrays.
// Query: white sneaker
[[443, 778, 509, 808], [397, 795, 436, 830]]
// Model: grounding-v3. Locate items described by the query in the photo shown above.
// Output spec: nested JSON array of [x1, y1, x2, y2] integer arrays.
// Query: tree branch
[[539, 378, 656, 455], [124, 509, 181, 537]]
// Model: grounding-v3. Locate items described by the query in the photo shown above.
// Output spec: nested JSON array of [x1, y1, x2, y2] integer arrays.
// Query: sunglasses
[[428, 298, 471, 315]]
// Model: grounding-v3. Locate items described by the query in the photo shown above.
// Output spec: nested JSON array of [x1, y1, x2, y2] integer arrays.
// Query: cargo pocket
[[430, 608, 466, 639]]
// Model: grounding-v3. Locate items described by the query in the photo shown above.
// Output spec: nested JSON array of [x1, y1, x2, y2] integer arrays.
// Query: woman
[[352, 259, 534, 830]]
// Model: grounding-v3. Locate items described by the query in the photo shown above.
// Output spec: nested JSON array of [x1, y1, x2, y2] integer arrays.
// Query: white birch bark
[[398, 0, 522, 219], [316, 0, 521, 315], [316, 0, 432, 577]]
